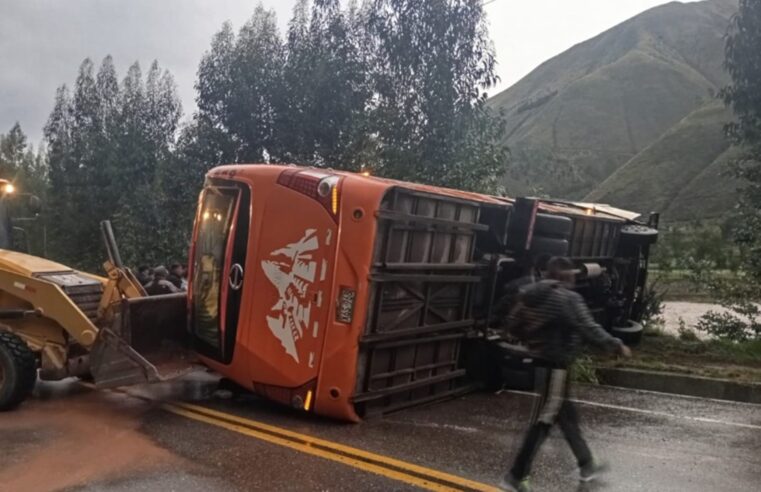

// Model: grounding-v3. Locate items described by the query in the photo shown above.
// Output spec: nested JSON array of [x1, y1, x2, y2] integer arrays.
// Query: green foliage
[[571, 355, 599, 384], [276, 0, 373, 168], [721, 0, 761, 152], [43, 57, 184, 271], [0, 123, 49, 254], [676, 319, 700, 342], [688, 261, 761, 342], [651, 222, 742, 272], [686, 0, 761, 342], [0, 123, 48, 197], [594, 327, 761, 383], [37, 1, 507, 270], [185, 0, 507, 192], [366, 0, 506, 192], [720, 0, 761, 283], [696, 308, 760, 342], [639, 277, 666, 332]]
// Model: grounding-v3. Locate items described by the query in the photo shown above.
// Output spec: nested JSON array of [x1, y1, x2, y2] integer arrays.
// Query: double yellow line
[[163, 401, 501, 492]]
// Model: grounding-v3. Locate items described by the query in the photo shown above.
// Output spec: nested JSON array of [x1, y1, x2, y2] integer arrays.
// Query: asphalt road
[[1, 374, 759, 492]]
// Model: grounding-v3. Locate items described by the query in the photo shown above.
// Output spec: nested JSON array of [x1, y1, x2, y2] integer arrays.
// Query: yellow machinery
[[0, 221, 190, 410]]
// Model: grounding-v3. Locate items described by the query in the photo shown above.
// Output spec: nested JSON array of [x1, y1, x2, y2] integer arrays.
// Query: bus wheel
[[530, 236, 570, 256], [611, 320, 644, 346]]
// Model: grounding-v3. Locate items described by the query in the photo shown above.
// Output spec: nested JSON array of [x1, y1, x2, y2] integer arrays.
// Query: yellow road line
[[80, 383, 500, 491], [163, 403, 460, 492], [171, 401, 500, 492]]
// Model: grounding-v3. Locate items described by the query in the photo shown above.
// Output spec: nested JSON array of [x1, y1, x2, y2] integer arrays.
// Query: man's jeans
[[509, 367, 593, 480]]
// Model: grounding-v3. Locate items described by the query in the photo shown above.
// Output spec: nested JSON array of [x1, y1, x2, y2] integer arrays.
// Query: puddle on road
[[0, 381, 180, 492]]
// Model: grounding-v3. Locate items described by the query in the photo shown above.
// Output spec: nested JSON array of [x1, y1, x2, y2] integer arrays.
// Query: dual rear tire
[[0, 331, 37, 411], [530, 213, 572, 257]]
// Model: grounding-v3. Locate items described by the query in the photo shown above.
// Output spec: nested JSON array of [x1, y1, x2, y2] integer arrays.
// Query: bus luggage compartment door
[[354, 189, 488, 416]]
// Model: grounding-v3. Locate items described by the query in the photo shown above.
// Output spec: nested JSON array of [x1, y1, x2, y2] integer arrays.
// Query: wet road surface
[[1, 373, 759, 492]]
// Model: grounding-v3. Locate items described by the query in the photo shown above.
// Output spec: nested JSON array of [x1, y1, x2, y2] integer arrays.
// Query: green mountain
[[489, 0, 738, 221], [585, 101, 740, 220]]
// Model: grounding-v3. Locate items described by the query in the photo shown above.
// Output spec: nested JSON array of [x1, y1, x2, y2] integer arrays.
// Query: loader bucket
[[90, 293, 198, 388]]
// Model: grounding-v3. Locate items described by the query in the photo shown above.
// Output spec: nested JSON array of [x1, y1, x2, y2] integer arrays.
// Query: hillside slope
[[489, 0, 737, 203], [584, 101, 740, 220]]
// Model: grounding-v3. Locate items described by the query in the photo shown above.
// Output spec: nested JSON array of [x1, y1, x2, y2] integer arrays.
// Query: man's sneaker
[[579, 459, 609, 482], [498, 474, 532, 492]]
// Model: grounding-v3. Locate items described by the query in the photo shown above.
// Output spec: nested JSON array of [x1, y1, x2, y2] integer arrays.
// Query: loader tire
[[0, 331, 37, 411]]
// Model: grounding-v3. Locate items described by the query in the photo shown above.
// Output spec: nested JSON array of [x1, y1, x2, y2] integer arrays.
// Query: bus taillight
[[277, 169, 341, 221]]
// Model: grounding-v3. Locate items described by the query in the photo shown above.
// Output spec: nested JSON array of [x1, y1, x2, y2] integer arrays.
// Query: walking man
[[501, 257, 631, 492]]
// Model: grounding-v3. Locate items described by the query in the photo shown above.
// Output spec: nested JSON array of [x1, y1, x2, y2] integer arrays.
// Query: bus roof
[[209, 164, 642, 222]]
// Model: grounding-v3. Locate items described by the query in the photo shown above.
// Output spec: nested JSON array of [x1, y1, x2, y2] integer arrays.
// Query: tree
[[44, 59, 101, 267], [0, 123, 27, 175], [44, 85, 75, 258], [191, 5, 284, 165], [187, 0, 506, 190], [44, 57, 184, 270], [367, 0, 506, 192], [109, 61, 185, 268], [0, 123, 47, 194], [192, 22, 238, 166], [0, 123, 49, 255], [721, 0, 761, 281], [695, 0, 761, 341], [277, 0, 372, 168]]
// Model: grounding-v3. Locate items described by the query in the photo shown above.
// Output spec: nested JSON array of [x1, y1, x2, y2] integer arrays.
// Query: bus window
[[192, 188, 237, 352]]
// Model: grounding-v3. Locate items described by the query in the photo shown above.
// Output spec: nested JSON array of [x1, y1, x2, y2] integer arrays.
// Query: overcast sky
[[0, 0, 700, 143]]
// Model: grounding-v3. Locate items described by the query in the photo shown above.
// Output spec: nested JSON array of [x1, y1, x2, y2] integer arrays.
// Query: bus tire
[[530, 236, 569, 256], [611, 320, 644, 346], [620, 224, 658, 247], [0, 331, 37, 411], [534, 213, 572, 239]]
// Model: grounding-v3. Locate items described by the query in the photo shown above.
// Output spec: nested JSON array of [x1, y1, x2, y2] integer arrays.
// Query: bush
[[571, 355, 599, 384], [640, 277, 666, 332], [677, 318, 700, 341], [696, 304, 761, 342], [689, 261, 761, 341]]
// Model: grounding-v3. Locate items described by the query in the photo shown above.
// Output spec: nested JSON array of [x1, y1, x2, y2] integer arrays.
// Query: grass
[[591, 329, 761, 383]]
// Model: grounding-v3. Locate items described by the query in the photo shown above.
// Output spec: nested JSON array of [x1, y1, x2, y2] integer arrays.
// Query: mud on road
[[0, 384, 176, 492]]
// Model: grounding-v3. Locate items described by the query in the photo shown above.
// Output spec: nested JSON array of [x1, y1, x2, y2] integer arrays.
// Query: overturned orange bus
[[186, 164, 657, 421]]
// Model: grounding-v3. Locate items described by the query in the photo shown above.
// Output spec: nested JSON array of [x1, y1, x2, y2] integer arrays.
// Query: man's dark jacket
[[506, 280, 623, 367]]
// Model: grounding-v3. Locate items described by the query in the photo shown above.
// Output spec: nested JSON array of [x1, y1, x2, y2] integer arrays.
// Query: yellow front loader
[[0, 221, 193, 410]]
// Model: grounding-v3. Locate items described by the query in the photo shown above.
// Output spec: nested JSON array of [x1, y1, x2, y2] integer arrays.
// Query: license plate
[[336, 287, 356, 324]]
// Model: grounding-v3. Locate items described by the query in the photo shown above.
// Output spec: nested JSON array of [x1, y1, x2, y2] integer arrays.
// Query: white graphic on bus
[[261, 229, 320, 363]]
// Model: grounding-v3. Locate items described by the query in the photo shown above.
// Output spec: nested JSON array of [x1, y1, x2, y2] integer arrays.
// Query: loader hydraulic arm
[[96, 221, 147, 321]]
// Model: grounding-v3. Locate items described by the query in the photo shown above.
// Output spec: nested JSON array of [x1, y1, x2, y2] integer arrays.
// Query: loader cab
[[0, 180, 42, 253]]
